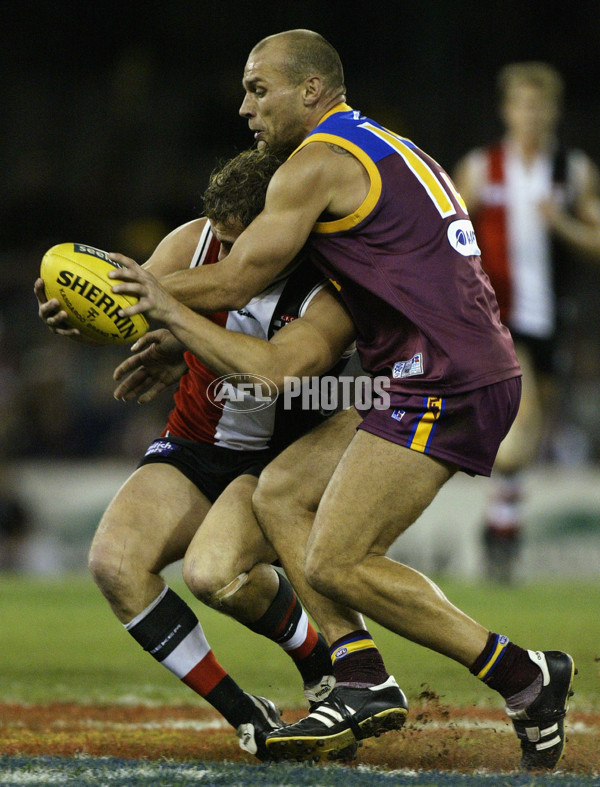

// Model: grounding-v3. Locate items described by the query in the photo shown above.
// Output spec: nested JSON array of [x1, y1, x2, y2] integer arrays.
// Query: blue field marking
[[0, 757, 599, 787]]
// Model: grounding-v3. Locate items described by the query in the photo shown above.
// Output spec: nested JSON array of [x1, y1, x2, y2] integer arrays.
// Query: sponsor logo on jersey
[[277, 313, 296, 324], [391, 408, 406, 422], [447, 219, 481, 256], [236, 309, 257, 320], [271, 313, 296, 332], [393, 353, 423, 379]]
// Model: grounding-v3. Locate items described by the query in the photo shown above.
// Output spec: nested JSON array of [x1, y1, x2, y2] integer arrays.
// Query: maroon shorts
[[357, 376, 522, 476]]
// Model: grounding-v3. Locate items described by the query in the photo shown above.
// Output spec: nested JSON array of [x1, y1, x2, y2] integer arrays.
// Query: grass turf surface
[[1, 575, 599, 783], [1, 573, 598, 710]]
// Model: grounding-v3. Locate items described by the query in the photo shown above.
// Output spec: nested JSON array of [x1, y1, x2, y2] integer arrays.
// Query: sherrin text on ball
[[40, 243, 149, 345]]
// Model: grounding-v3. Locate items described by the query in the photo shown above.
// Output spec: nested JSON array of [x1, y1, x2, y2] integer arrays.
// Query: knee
[[88, 530, 131, 604], [182, 553, 210, 604], [182, 552, 239, 606]]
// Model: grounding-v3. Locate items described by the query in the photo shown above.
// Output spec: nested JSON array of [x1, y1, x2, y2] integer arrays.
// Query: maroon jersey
[[295, 105, 521, 399]]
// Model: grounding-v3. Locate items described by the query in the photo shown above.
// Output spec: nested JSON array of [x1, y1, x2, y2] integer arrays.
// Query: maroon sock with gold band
[[470, 632, 541, 700], [330, 629, 389, 687]]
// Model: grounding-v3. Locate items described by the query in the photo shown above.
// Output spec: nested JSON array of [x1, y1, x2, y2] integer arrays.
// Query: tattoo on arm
[[326, 143, 350, 156]]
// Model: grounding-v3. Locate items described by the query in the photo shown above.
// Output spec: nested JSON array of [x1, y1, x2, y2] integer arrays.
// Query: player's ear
[[302, 76, 323, 106]]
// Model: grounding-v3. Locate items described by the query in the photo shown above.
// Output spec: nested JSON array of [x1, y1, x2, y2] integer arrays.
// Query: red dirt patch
[[1, 699, 598, 774]]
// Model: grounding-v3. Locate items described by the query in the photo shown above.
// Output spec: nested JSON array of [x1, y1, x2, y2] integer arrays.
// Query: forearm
[[110, 256, 353, 388], [160, 185, 319, 312], [160, 230, 297, 313], [160, 266, 252, 313], [165, 298, 347, 389], [166, 301, 288, 384], [550, 213, 600, 259]]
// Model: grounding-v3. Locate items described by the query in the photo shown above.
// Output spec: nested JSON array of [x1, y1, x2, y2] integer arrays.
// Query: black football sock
[[126, 586, 256, 728], [248, 572, 332, 685]]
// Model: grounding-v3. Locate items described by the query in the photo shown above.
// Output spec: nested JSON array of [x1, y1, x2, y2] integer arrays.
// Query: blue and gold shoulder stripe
[[291, 104, 465, 234], [291, 104, 413, 234], [300, 104, 418, 162]]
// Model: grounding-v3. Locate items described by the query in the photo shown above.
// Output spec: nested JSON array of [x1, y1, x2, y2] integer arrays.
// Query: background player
[[453, 62, 600, 582], [112, 30, 575, 770]]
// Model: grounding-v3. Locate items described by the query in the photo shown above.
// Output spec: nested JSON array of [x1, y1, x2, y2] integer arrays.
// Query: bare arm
[[541, 156, 600, 260], [142, 218, 208, 277], [110, 255, 355, 388], [541, 198, 600, 259], [110, 143, 367, 314], [453, 150, 485, 216]]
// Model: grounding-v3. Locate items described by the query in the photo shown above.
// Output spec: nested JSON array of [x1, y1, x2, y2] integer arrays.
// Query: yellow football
[[40, 243, 149, 345]]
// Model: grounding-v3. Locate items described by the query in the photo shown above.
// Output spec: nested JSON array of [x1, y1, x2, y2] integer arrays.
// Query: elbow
[[260, 359, 290, 391], [219, 280, 258, 311], [222, 291, 251, 311]]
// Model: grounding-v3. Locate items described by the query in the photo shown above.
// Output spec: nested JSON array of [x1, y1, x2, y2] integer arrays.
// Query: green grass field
[[1, 572, 598, 711]]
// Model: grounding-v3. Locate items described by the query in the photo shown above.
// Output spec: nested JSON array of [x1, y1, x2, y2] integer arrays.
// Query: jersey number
[[360, 122, 467, 218]]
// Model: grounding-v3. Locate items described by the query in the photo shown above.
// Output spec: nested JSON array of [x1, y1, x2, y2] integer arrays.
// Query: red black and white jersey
[[465, 141, 592, 338], [163, 221, 347, 451]]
